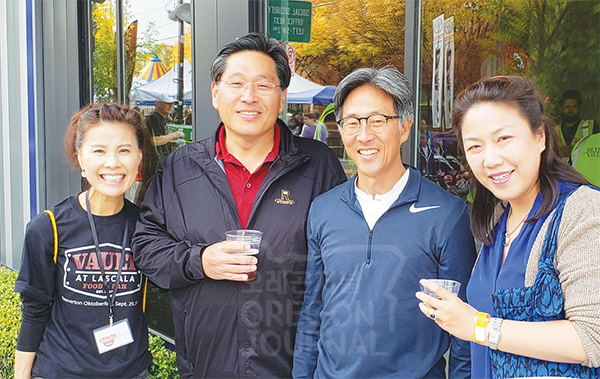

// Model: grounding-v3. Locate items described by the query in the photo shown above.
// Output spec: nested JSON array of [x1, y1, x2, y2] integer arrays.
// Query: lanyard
[[85, 192, 129, 325]]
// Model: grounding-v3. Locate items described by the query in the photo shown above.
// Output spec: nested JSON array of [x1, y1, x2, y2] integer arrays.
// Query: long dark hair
[[452, 76, 588, 245]]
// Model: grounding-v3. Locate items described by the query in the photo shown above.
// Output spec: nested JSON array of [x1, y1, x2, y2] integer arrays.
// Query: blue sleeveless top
[[467, 182, 600, 378]]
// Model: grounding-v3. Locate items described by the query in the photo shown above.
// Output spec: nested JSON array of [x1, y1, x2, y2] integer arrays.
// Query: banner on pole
[[444, 17, 455, 130], [432, 14, 444, 129]]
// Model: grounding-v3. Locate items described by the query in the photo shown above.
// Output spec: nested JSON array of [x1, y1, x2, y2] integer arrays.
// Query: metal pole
[[116, 0, 126, 103], [175, 1, 185, 124], [403, 0, 422, 168]]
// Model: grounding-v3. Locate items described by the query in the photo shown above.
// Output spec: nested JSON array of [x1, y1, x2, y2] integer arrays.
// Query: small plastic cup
[[225, 230, 262, 280], [419, 279, 461, 298]]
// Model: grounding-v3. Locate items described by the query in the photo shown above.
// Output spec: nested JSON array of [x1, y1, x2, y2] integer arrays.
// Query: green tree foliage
[[293, 0, 406, 84], [293, 0, 497, 92], [0, 267, 20, 378], [148, 335, 179, 379], [92, 0, 118, 102], [163, 25, 192, 70], [92, 0, 161, 103], [485, 0, 600, 119]]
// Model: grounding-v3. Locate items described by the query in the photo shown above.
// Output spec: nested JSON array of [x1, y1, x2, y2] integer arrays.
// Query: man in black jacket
[[132, 33, 346, 378]]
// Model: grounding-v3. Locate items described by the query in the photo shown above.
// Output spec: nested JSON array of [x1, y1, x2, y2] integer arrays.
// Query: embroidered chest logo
[[275, 189, 295, 205]]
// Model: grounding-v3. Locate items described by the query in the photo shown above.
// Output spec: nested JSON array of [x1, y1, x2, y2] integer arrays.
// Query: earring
[[81, 170, 86, 178]]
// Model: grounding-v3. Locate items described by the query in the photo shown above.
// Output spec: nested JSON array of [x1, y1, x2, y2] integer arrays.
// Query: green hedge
[[0, 266, 19, 378], [0, 266, 178, 378]]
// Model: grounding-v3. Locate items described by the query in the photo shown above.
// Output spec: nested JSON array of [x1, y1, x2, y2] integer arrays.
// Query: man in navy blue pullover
[[293, 67, 476, 378]]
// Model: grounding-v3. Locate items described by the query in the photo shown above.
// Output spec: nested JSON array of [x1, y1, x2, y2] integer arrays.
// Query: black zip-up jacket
[[133, 120, 346, 378]]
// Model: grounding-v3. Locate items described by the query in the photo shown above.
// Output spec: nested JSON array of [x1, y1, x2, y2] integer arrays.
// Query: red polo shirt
[[216, 125, 280, 228]]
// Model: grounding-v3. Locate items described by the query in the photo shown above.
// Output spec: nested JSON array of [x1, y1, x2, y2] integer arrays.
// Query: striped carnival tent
[[138, 54, 168, 82]]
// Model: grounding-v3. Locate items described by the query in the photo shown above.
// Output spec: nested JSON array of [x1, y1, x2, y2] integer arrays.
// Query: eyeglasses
[[336, 114, 400, 135], [220, 79, 281, 95]]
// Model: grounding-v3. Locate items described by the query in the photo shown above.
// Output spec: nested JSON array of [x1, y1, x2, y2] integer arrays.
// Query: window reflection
[[287, 0, 406, 177], [418, 0, 600, 203], [124, 0, 193, 206], [91, 0, 118, 102], [123, 0, 194, 341]]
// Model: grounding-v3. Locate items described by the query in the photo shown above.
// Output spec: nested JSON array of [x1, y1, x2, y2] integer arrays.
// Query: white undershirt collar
[[355, 169, 410, 230]]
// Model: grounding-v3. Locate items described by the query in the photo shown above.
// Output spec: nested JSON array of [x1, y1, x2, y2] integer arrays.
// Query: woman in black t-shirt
[[14, 104, 152, 379]]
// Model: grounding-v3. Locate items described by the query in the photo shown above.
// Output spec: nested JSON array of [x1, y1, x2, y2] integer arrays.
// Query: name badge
[[93, 318, 134, 354]]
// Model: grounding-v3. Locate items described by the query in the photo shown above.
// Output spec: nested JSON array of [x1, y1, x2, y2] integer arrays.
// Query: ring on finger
[[428, 309, 437, 321]]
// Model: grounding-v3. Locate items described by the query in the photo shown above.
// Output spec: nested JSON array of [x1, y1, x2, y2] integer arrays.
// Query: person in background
[[300, 111, 328, 143], [137, 93, 184, 203], [417, 76, 600, 378], [293, 66, 475, 379], [418, 130, 436, 179], [14, 103, 152, 379], [555, 89, 598, 163], [132, 33, 346, 378], [288, 113, 302, 135], [571, 132, 600, 187]]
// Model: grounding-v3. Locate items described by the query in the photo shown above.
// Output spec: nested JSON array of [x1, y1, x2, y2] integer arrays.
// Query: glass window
[[91, 0, 119, 102], [417, 0, 600, 202], [287, 0, 406, 177], [129, 0, 194, 342], [89, 0, 195, 342], [128, 0, 193, 206]]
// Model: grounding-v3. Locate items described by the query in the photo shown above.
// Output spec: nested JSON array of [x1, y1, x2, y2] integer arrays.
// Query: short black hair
[[333, 66, 414, 125], [561, 89, 582, 106], [210, 32, 291, 90]]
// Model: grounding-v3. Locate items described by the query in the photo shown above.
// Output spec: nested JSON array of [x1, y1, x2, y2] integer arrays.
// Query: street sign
[[267, 0, 312, 43], [287, 44, 296, 75]]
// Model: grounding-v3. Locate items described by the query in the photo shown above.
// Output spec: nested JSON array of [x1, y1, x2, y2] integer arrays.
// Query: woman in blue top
[[416, 76, 600, 378]]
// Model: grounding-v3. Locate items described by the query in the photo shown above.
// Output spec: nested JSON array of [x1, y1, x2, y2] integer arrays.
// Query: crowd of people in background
[[13, 32, 600, 379]]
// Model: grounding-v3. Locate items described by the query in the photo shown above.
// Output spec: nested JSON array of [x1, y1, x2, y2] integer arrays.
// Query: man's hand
[[172, 130, 185, 139], [201, 241, 258, 281]]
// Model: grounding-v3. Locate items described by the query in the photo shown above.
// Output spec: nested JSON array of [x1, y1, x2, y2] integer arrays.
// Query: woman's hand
[[415, 279, 480, 342], [14, 350, 35, 379]]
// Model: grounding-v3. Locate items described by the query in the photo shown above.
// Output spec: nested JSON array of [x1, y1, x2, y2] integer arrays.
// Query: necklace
[[504, 209, 529, 247]]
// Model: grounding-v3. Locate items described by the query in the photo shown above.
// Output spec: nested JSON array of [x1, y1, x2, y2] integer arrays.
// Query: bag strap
[[142, 276, 148, 313], [538, 189, 576, 263], [44, 210, 58, 263]]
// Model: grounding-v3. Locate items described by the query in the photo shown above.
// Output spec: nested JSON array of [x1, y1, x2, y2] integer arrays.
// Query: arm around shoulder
[[132, 166, 206, 290]]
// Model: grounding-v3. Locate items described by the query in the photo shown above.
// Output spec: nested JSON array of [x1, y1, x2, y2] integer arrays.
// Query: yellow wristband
[[473, 312, 490, 344]]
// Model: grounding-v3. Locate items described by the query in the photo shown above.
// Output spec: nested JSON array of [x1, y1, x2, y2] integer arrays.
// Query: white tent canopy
[[130, 60, 192, 106], [287, 74, 324, 93], [287, 74, 335, 105]]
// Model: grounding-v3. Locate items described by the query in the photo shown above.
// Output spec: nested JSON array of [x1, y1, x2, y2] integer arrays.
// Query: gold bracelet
[[473, 312, 490, 344]]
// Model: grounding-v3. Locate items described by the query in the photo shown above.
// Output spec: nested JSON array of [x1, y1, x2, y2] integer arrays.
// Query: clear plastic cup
[[225, 230, 262, 280], [225, 230, 262, 255], [419, 279, 461, 298]]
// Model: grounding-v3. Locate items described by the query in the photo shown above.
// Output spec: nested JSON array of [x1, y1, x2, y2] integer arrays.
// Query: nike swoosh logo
[[409, 203, 441, 213]]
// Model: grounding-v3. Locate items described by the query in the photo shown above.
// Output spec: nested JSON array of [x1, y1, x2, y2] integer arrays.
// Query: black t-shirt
[[146, 111, 172, 167], [15, 195, 152, 378]]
